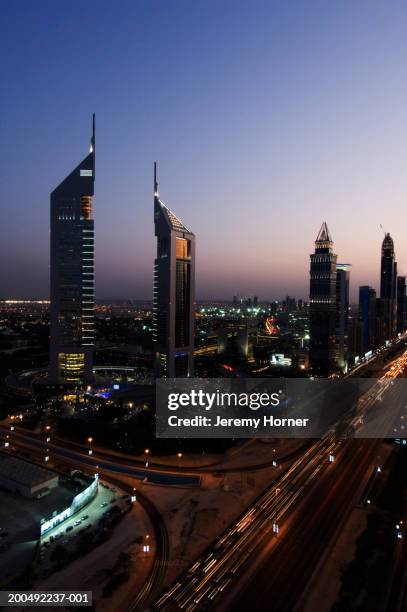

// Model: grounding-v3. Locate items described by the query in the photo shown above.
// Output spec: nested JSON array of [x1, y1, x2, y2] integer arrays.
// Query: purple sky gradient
[[1, 1, 407, 301]]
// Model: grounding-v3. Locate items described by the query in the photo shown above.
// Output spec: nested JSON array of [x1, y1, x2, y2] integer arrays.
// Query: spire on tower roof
[[153, 162, 192, 233], [154, 161, 158, 197], [91, 114, 95, 178], [90, 113, 95, 153], [316, 221, 332, 243]]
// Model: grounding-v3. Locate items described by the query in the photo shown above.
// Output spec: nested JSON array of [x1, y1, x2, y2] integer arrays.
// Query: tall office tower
[[309, 222, 337, 375], [253, 295, 258, 308], [284, 296, 296, 313], [49, 116, 95, 385], [375, 298, 387, 348], [348, 315, 364, 363], [397, 276, 406, 334], [359, 286, 377, 352], [233, 295, 238, 308], [380, 233, 397, 339], [335, 264, 350, 371], [153, 163, 195, 377]]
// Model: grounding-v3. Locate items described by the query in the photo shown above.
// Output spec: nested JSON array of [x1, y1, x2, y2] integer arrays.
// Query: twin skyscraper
[[49, 118, 195, 385]]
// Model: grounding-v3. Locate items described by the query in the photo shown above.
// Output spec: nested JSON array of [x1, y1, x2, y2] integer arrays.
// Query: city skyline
[[1, 4, 406, 611], [2, 2, 407, 300]]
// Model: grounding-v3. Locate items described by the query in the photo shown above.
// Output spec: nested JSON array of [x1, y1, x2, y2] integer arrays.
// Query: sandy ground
[[132, 461, 286, 586]]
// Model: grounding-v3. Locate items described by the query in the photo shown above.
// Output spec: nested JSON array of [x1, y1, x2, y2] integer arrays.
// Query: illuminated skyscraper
[[49, 116, 95, 384], [153, 163, 195, 377], [397, 276, 406, 334], [309, 222, 337, 375], [380, 232, 397, 339], [335, 263, 350, 371], [359, 285, 376, 352]]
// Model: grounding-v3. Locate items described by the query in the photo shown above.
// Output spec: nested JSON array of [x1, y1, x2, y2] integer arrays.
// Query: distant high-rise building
[[153, 163, 195, 377], [359, 286, 376, 352], [283, 296, 296, 313], [348, 315, 364, 363], [253, 295, 258, 308], [375, 298, 387, 347], [217, 323, 248, 358], [309, 222, 337, 375], [335, 264, 350, 370], [380, 233, 397, 339], [397, 276, 406, 334], [233, 295, 238, 308], [49, 116, 95, 384]]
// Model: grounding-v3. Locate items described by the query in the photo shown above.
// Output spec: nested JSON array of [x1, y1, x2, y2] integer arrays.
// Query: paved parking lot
[[38, 482, 126, 574]]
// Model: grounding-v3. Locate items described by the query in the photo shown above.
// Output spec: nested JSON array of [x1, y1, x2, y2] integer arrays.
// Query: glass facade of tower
[[359, 285, 377, 352], [335, 264, 350, 371], [309, 222, 337, 376], [380, 233, 397, 340], [49, 117, 95, 384], [153, 165, 195, 378], [397, 276, 406, 334]]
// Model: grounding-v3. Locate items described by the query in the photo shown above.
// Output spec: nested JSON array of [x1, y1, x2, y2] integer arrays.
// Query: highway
[[221, 439, 381, 612], [0, 426, 201, 486], [153, 349, 407, 611]]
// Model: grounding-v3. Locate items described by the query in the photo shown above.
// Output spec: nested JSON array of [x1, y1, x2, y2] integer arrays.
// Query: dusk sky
[[1, 1, 407, 301]]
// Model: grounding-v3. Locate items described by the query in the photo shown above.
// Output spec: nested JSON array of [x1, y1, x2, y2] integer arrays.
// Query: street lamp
[[144, 448, 150, 467], [177, 452, 183, 468], [88, 437, 93, 456]]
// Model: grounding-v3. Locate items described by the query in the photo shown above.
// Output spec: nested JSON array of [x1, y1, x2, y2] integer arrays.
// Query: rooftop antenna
[[90, 113, 95, 153], [154, 161, 158, 197], [379, 224, 386, 236], [91, 114, 95, 179]]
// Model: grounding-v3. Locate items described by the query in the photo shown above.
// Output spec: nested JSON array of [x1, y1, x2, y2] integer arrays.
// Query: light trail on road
[[154, 348, 407, 611]]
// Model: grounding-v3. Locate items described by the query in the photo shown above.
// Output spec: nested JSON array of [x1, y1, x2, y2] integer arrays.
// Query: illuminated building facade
[[397, 276, 406, 334], [380, 232, 397, 340], [49, 116, 95, 384], [335, 263, 350, 371], [309, 222, 337, 375], [153, 163, 195, 377], [359, 285, 376, 352]]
